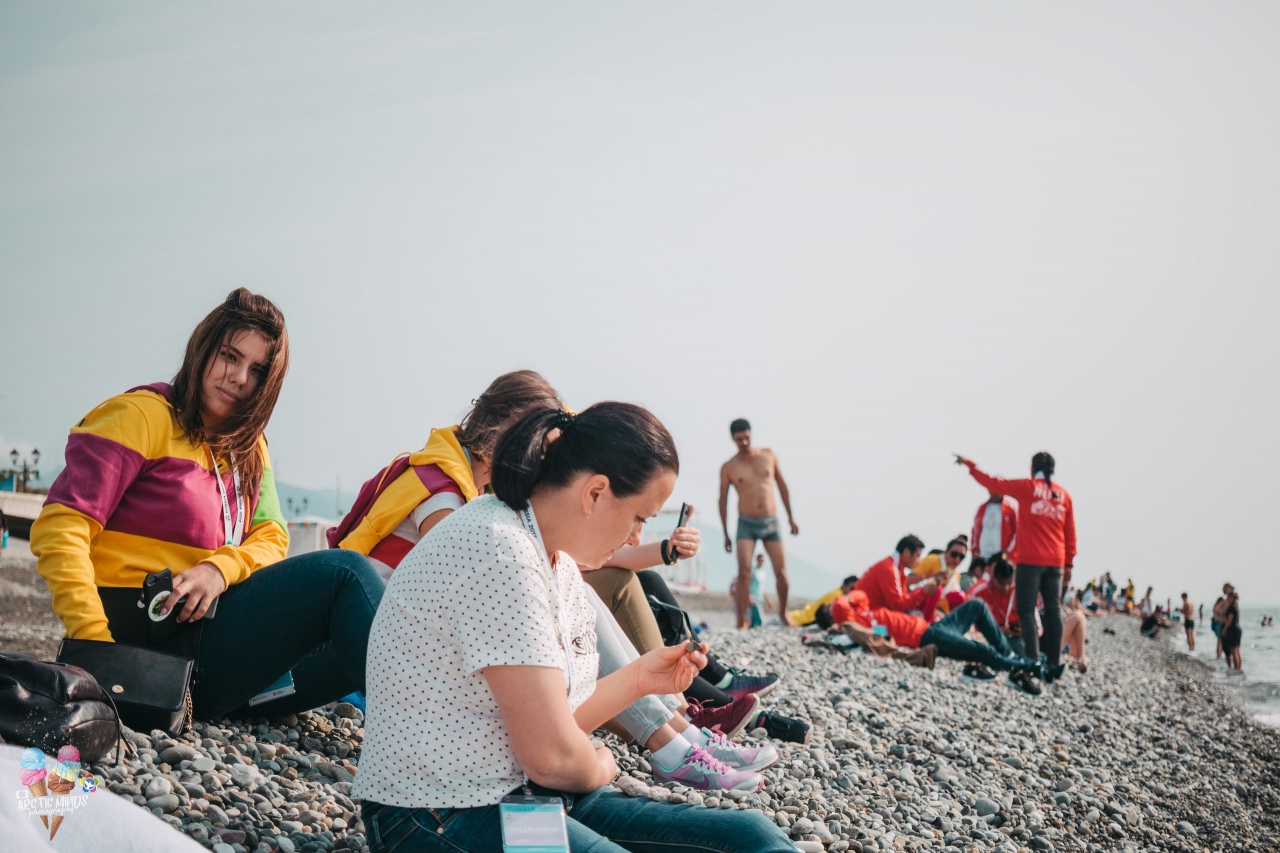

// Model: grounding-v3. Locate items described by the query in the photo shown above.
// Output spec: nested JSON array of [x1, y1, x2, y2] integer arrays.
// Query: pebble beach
[[4, 553, 1279, 853]]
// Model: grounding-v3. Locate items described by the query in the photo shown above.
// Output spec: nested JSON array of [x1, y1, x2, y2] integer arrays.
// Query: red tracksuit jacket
[[854, 553, 929, 612], [965, 461, 1076, 568], [971, 498, 1018, 560]]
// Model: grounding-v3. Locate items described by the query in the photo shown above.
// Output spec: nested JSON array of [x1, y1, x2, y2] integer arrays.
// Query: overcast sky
[[3, 3, 1278, 605]]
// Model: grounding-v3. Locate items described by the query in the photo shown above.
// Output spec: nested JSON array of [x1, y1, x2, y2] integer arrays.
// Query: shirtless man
[[719, 418, 799, 628], [1180, 592, 1196, 651]]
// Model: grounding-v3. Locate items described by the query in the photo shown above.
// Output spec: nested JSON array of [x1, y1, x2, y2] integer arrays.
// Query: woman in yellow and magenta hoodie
[[32, 288, 382, 720]]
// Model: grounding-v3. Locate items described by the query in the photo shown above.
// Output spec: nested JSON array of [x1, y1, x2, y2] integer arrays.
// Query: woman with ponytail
[[33, 289, 383, 719], [955, 452, 1076, 695], [355, 403, 794, 853]]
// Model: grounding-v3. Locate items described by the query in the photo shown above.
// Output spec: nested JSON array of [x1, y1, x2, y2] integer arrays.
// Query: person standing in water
[[720, 419, 799, 628], [1180, 592, 1196, 651]]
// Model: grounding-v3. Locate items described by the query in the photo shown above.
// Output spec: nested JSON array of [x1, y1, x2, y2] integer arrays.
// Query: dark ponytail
[[491, 402, 679, 511], [1031, 451, 1055, 488]]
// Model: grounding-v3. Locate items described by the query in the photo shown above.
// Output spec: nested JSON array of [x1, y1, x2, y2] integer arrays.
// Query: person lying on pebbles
[[827, 590, 1045, 694]]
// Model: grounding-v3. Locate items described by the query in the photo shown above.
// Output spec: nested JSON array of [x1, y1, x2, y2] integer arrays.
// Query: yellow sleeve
[[788, 587, 842, 626], [33, 504, 113, 642]]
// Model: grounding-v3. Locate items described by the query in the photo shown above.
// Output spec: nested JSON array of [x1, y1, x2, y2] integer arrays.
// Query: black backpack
[[0, 652, 121, 763]]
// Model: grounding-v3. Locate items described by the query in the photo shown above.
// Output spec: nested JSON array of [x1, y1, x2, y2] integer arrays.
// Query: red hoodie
[[964, 462, 1076, 568], [854, 554, 929, 613], [830, 590, 929, 648], [968, 577, 1018, 629]]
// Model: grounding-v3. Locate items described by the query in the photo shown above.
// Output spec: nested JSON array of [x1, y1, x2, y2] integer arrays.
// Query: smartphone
[[674, 502, 691, 530], [142, 569, 182, 641], [499, 795, 569, 853]]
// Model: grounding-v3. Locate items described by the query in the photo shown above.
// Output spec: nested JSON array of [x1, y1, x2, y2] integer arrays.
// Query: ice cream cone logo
[[48, 745, 81, 840], [15, 743, 95, 840], [19, 747, 49, 830]]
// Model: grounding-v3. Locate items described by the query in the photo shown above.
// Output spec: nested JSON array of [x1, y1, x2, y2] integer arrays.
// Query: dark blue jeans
[[920, 599, 1020, 671], [201, 548, 383, 718], [361, 783, 795, 853]]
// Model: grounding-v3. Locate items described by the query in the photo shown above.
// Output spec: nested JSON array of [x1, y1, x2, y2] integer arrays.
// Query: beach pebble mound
[[81, 618, 1280, 853], [88, 704, 367, 853], [605, 617, 1280, 853]]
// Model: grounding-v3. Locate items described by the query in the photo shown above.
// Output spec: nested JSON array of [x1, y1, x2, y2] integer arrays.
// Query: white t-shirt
[[353, 495, 600, 809], [979, 501, 1004, 558]]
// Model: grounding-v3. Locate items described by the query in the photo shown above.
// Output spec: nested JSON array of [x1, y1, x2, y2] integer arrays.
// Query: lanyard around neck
[[516, 503, 576, 701], [208, 446, 245, 547]]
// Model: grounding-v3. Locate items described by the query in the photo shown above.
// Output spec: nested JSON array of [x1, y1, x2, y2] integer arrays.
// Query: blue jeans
[[920, 599, 1021, 671], [362, 784, 795, 853], [195, 549, 382, 718]]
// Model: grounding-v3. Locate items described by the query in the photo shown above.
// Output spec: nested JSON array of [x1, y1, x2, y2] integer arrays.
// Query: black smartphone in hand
[[142, 568, 183, 641], [674, 502, 690, 530]]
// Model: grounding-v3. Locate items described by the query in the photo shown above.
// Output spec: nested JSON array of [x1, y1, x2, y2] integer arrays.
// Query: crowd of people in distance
[[781, 453, 1079, 698]]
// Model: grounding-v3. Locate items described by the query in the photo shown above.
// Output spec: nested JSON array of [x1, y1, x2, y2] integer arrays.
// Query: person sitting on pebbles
[[827, 589, 1044, 692], [332, 370, 778, 791], [853, 534, 940, 616], [353, 403, 797, 852], [32, 288, 383, 719]]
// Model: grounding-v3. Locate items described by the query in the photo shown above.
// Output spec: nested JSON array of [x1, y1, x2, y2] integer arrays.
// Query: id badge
[[499, 795, 570, 853]]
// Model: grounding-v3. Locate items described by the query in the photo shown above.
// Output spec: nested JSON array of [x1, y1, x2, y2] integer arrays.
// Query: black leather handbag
[[56, 639, 193, 738], [0, 653, 122, 763]]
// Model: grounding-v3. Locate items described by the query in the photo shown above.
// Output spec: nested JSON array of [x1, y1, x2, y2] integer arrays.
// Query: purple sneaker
[[697, 727, 779, 772], [650, 745, 763, 792]]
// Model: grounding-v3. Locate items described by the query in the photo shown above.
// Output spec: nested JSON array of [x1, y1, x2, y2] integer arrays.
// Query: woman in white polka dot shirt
[[355, 403, 795, 852]]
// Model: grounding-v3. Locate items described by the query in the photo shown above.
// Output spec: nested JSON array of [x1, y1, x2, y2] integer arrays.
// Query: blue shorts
[[737, 514, 781, 544]]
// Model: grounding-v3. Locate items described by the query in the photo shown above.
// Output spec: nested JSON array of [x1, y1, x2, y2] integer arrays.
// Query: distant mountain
[[275, 481, 356, 522]]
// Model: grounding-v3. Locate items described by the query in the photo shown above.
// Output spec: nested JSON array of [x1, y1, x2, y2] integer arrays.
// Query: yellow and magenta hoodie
[[31, 383, 288, 642], [329, 426, 478, 570]]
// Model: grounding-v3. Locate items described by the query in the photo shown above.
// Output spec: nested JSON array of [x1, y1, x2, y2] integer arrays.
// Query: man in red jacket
[[853, 535, 937, 613], [956, 452, 1076, 691], [968, 552, 1024, 655], [971, 492, 1018, 560], [830, 589, 1038, 685]]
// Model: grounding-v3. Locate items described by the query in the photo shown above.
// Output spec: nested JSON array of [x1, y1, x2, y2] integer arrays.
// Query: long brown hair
[[455, 370, 561, 463], [170, 288, 289, 487]]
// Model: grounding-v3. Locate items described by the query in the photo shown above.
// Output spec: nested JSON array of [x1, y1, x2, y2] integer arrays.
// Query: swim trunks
[[1211, 620, 1222, 637], [1184, 619, 1195, 631], [736, 514, 781, 544]]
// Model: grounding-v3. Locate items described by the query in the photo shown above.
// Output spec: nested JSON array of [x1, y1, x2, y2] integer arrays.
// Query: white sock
[[651, 733, 694, 770], [684, 727, 711, 746]]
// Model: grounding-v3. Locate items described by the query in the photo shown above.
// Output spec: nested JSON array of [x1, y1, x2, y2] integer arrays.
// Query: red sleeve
[[966, 462, 1033, 504], [1062, 492, 1076, 566]]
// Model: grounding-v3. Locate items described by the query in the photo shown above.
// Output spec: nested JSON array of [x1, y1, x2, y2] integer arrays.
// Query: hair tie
[[555, 411, 576, 431]]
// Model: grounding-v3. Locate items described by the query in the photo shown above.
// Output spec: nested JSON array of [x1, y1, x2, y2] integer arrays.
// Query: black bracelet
[[661, 539, 678, 566]]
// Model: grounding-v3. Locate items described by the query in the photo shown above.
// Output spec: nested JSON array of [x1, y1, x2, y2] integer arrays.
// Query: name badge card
[[499, 795, 570, 853]]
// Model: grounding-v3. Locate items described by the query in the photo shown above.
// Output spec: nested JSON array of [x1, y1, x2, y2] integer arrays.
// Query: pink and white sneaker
[[650, 745, 763, 792], [697, 727, 779, 773]]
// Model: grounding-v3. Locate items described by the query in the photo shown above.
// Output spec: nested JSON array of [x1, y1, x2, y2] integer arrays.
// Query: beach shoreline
[[3, 553, 1278, 851]]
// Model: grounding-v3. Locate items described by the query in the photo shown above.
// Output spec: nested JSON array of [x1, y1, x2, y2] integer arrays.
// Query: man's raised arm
[[773, 451, 799, 536]]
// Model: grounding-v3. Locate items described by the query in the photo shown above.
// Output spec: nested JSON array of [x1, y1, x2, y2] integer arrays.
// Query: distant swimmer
[[1181, 592, 1196, 651], [720, 418, 799, 628]]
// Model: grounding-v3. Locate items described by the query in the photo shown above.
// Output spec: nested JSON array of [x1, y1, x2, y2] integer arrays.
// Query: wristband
[[661, 539, 679, 566]]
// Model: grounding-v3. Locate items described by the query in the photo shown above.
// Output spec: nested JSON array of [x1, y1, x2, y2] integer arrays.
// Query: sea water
[[1179, 605, 1280, 728]]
